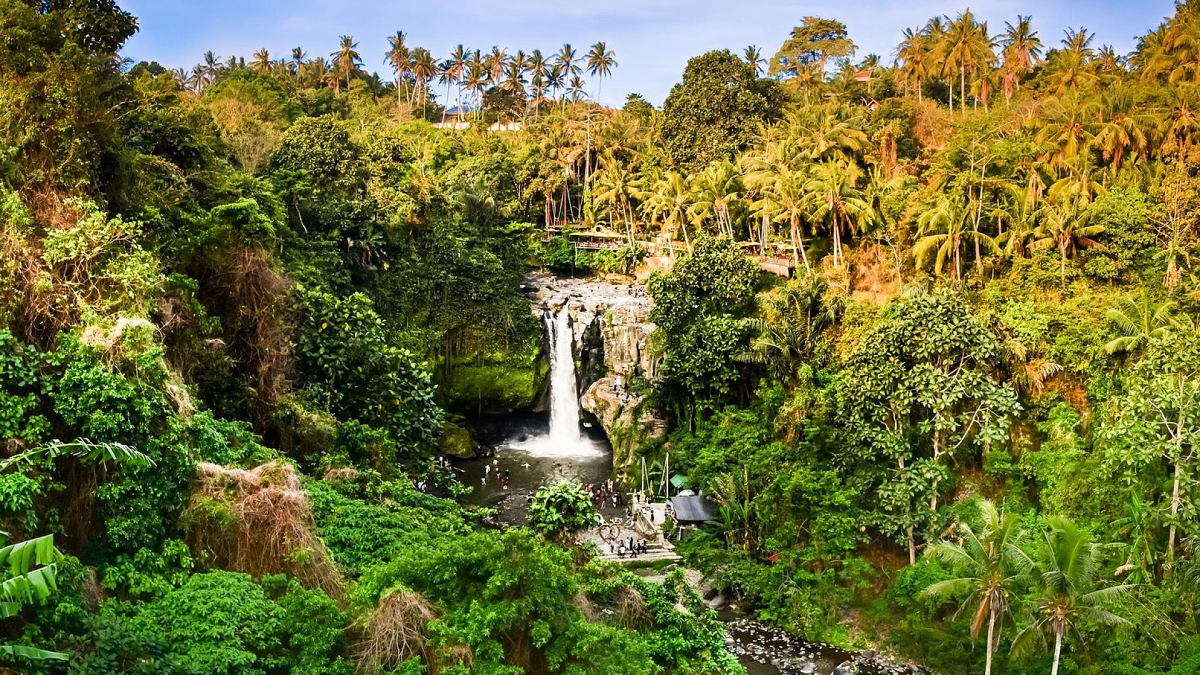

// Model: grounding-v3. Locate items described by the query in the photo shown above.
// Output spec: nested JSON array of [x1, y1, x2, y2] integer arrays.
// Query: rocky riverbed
[[720, 610, 926, 675]]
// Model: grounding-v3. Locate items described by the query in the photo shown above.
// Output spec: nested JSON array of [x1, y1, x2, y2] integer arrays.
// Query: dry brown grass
[[186, 461, 341, 597], [356, 590, 442, 674], [614, 585, 653, 630], [228, 246, 291, 408]]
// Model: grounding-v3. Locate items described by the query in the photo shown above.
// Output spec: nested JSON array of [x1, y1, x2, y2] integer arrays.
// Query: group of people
[[482, 458, 511, 489], [585, 480, 623, 509], [611, 536, 649, 559]]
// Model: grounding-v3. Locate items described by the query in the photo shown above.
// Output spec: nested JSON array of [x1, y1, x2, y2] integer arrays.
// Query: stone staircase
[[583, 504, 681, 565]]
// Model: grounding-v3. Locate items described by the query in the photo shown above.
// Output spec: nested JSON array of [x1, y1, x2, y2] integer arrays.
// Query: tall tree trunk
[[1060, 241, 1068, 286], [1051, 630, 1063, 675], [960, 65, 966, 112], [985, 611, 996, 675], [900, 454, 916, 565], [1168, 457, 1182, 573]]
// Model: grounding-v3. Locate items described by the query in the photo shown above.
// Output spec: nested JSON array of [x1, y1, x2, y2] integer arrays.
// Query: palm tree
[[1030, 199, 1104, 286], [738, 275, 837, 384], [939, 10, 994, 111], [465, 50, 486, 112], [1090, 85, 1150, 171], [442, 44, 469, 121], [288, 47, 307, 80], [200, 50, 221, 88], [545, 62, 568, 105], [331, 35, 361, 96], [593, 156, 639, 241], [801, 160, 870, 268], [586, 42, 617, 100], [250, 49, 271, 74], [749, 165, 811, 273], [895, 27, 934, 102], [1000, 16, 1044, 103], [1013, 518, 1132, 675], [744, 45, 765, 76], [410, 48, 439, 115], [568, 74, 587, 102], [915, 194, 971, 279], [385, 32, 411, 105], [687, 160, 743, 239], [483, 46, 505, 84], [923, 501, 1032, 675], [1045, 28, 1099, 94], [640, 171, 692, 253], [1103, 292, 1178, 355], [528, 49, 548, 110]]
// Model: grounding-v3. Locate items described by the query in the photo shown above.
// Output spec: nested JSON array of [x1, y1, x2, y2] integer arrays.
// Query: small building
[[433, 104, 473, 130], [668, 494, 716, 524]]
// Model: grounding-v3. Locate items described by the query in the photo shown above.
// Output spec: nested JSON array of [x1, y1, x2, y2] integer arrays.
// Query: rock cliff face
[[526, 274, 666, 467]]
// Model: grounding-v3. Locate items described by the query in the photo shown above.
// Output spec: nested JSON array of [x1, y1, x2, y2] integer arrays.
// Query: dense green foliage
[[8, 0, 1200, 673]]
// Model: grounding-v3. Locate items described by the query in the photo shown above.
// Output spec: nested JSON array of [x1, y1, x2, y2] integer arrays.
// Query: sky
[[121, 0, 1178, 107]]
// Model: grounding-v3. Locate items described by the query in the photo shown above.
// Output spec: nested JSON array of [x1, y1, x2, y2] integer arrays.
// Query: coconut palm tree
[[641, 171, 693, 252], [744, 45, 766, 76], [289, 47, 307, 76], [250, 49, 271, 74], [1013, 518, 1132, 675], [895, 27, 934, 102], [939, 10, 994, 111], [385, 32, 412, 105], [738, 275, 837, 384], [1045, 28, 1099, 94], [748, 164, 811, 273], [556, 43, 581, 80], [1090, 85, 1151, 171], [593, 157, 639, 241], [410, 48, 439, 115], [1000, 16, 1043, 103], [915, 194, 975, 279], [545, 62, 567, 105], [442, 44, 469, 121], [801, 160, 870, 268], [528, 49, 548, 110], [587, 42, 618, 102], [923, 501, 1032, 675], [331, 35, 361, 96], [1103, 292, 1178, 355], [483, 46, 507, 85], [1030, 199, 1104, 286], [687, 160, 743, 239]]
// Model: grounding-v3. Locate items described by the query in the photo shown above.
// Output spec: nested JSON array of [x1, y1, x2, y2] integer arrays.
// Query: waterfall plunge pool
[[455, 303, 623, 523]]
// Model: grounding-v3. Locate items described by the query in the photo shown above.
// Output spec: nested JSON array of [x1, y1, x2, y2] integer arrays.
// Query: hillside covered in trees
[[4, 0, 1200, 674]]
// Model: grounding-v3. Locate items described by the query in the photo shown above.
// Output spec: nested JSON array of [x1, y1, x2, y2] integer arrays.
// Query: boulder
[[581, 376, 666, 467], [439, 422, 477, 459]]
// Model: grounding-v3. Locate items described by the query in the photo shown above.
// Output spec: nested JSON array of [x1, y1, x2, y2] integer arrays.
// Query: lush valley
[[3, 1, 1200, 674]]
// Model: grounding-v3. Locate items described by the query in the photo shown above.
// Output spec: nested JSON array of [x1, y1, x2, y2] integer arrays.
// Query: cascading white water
[[546, 306, 582, 445]]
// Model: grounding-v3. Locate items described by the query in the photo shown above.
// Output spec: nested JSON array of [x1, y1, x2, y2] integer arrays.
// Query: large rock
[[439, 422, 477, 459], [581, 376, 666, 468]]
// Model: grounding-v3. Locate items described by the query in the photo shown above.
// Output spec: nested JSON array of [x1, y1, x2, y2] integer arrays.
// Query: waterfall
[[546, 305, 581, 445]]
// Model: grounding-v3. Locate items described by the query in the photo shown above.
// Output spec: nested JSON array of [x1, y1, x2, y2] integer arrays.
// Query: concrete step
[[595, 547, 681, 564]]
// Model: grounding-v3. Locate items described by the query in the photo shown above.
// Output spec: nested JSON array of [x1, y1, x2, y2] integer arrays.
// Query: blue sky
[[122, 1, 1177, 106]]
